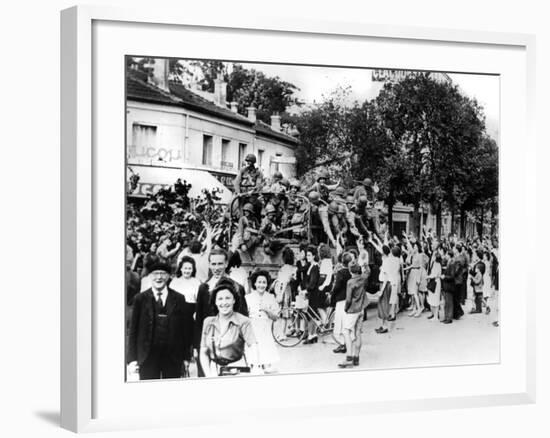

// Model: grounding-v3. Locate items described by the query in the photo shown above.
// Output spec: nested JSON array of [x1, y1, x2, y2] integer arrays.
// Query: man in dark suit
[[194, 248, 248, 377], [127, 258, 194, 380]]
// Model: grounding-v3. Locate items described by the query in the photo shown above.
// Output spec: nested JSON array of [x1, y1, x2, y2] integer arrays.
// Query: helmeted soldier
[[308, 170, 340, 203], [232, 202, 260, 253], [353, 178, 381, 238], [270, 170, 286, 193], [233, 153, 264, 194], [260, 204, 284, 255], [329, 186, 347, 204]]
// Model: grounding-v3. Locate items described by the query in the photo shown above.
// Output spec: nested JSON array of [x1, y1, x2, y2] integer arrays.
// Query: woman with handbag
[[199, 283, 260, 377], [426, 254, 443, 320]]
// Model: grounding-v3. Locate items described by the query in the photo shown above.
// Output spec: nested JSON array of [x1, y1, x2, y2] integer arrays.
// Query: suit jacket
[[128, 288, 194, 365], [194, 275, 248, 350]]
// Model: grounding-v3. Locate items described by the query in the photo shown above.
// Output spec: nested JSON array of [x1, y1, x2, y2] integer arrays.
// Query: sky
[[234, 62, 499, 142]]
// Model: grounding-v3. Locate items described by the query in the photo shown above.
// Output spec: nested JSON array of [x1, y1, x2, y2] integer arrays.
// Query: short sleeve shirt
[[201, 313, 257, 365]]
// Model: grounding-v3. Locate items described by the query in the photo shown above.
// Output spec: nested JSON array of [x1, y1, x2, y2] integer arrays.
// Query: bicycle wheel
[[272, 309, 306, 347]]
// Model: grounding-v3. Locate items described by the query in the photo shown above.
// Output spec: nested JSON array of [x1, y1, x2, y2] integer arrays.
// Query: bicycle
[[271, 291, 338, 347]]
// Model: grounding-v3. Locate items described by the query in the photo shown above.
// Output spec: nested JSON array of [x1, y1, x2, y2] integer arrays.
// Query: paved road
[[273, 301, 499, 374]]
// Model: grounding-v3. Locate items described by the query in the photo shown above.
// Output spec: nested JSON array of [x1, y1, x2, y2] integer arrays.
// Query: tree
[[177, 61, 303, 124], [373, 74, 489, 237]]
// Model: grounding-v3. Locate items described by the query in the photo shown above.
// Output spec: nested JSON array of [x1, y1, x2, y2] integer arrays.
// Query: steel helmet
[[317, 170, 330, 181], [273, 171, 283, 180], [308, 191, 320, 202], [361, 177, 373, 187], [265, 204, 277, 214], [245, 153, 257, 164], [337, 204, 346, 214], [243, 203, 255, 214], [357, 195, 368, 205], [289, 179, 301, 188], [333, 186, 346, 197], [328, 201, 339, 214], [280, 178, 290, 188]]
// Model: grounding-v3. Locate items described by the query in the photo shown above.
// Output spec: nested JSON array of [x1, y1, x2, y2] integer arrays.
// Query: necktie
[[156, 292, 163, 308]]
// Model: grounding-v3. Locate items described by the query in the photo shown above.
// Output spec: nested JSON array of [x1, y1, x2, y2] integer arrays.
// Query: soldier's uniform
[[232, 203, 260, 252], [260, 205, 284, 255]]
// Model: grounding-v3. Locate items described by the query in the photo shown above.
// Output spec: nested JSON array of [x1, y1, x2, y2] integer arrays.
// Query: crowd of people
[[126, 153, 500, 380]]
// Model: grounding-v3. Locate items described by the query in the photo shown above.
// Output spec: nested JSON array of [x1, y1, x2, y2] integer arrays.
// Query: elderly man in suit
[[127, 258, 194, 380], [194, 248, 249, 377]]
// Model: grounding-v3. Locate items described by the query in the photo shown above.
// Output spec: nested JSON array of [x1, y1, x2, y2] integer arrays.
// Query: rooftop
[[126, 70, 299, 146]]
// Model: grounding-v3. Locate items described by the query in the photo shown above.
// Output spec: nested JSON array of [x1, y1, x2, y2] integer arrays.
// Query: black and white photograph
[[125, 56, 500, 381]]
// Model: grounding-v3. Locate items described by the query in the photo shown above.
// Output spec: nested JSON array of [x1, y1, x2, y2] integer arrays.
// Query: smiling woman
[[199, 283, 260, 377]]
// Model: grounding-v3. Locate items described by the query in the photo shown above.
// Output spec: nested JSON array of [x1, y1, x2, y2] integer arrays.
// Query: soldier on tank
[[329, 186, 347, 205], [308, 170, 340, 203], [232, 202, 261, 253], [353, 178, 381, 238], [260, 204, 284, 255], [269, 171, 286, 193], [308, 191, 328, 245], [234, 154, 264, 194]]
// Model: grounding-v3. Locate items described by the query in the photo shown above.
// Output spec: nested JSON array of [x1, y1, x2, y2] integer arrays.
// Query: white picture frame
[[61, 5, 536, 433]]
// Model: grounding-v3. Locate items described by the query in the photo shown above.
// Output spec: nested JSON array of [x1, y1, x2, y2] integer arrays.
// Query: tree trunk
[[479, 206, 484, 239], [387, 196, 394, 237], [411, 202, 421, 238], [459, 205, 466, 239], [490, 199, 497, 237], [450, 207, 456, 236], [435, 202, 442, 238]]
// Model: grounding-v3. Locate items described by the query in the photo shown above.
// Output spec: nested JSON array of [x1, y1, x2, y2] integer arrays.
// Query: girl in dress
[[482, 251, 493, 314], [245, 270, 280, 373], [426, 254, 442, 320], [303, 245, 321, 344], [170, 255, 201, 304], [317, 243, 334, 324], [404, 241, 423, 317]]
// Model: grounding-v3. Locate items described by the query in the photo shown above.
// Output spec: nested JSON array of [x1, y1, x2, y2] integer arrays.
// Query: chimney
[[213, 73, 227, 107], [270, 114, 281, 132], [146, 58, 170, 93], [230, 102, 239, 113], [246, 106, 257, 123]]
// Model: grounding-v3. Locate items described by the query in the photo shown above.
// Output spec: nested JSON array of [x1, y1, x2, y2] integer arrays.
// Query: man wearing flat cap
[[127, 257, 194, 380]]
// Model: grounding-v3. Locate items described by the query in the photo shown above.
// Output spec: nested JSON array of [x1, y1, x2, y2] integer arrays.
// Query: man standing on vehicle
[[234, 153, 264, 194]]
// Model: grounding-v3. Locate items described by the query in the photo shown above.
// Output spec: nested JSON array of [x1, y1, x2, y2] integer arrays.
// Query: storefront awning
[[127, 165, 233, 204]]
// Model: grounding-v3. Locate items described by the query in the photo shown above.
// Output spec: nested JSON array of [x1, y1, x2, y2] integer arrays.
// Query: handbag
[[427, 278, 437, 293]]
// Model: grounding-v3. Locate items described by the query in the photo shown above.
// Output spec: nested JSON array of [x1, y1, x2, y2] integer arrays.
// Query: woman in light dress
[[482, 251, 493, 314], [426, 254, 442, 320], [404, 242, 424, 317], [170, 255, 201, 304], [245, 270, 280, 373]]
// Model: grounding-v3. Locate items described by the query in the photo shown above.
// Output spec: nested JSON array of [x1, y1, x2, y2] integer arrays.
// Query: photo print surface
[[125, 57, 500, 381]]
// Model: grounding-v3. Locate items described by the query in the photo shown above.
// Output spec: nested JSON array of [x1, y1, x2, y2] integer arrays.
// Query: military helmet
[[333, 186, 346, 198], [245, 153, 257, 164], [317, 170, 330, 181], [265, 204, 277, 214], [273, 171, 283, 180], [289, 179, 301, 188], [337, 204, 346, 214], [357, 194, 369, 205], [361, 177, 373, 187], [328, 201, 339, 214], [280, 178, 290, 188], [243, 203, 255, 214], [308, 191, 320, 202]]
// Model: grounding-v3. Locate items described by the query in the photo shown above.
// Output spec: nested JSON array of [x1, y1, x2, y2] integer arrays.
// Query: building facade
[[126, 59, 298, 200]]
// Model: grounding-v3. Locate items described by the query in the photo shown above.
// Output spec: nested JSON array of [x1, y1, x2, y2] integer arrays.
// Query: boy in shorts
[[338, 263, 369, 368]]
